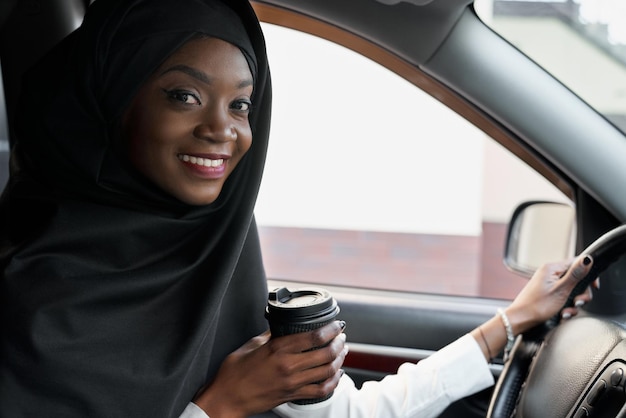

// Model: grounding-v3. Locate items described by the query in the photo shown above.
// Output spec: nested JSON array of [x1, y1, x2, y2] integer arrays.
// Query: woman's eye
[[164, 89, 201, 106], [232, 99, 252, 113]]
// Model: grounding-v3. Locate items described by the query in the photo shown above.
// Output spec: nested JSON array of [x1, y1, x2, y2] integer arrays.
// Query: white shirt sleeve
[[273, 333, 494, 418], [179, 402, 209, 418]]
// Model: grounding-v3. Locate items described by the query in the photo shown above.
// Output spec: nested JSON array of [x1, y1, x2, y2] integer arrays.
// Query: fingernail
[[583, 256, 592, 266], [562, 312, 572, 320], [339, 369, 345, 378], [575, 300, 585, 308], [339, 320, 346, 330], [572, 265, 585, 279]]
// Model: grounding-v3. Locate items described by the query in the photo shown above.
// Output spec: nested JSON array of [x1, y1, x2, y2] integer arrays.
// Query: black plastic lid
[[265, 287, 339, 324]]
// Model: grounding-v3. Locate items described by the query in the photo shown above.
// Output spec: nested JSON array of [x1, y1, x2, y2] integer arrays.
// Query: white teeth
[[178, 154, 224, 168]]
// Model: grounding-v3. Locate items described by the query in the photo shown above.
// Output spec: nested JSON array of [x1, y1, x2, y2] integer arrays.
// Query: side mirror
[[504, 201, 576, 277]]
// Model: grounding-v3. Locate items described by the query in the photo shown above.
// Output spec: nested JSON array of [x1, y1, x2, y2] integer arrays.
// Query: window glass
[[255, 23, 569, 300]]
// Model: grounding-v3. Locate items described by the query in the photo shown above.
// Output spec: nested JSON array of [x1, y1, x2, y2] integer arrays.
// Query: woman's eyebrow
[[237, 79, 253, 89], [160, 64, 211, 84], [160, 64, 253, 89]]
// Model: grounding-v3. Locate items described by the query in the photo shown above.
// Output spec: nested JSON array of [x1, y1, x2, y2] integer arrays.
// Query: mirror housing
[[504, 201, 576, 277]]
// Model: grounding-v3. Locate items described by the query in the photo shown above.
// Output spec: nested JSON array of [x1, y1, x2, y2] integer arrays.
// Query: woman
[[0, 0, 595, 417], [0, 0, 344, 417]]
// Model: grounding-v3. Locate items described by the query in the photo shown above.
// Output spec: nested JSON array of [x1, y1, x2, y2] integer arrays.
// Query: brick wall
[[258, 222, 528, 300]]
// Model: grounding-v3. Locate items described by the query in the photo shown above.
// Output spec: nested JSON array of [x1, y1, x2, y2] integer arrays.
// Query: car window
[[255, 23, 570, 300], [0, 20, 574, 301]]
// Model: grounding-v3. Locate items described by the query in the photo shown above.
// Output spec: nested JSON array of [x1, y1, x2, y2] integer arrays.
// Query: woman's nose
[[193, 108, 237, 142]]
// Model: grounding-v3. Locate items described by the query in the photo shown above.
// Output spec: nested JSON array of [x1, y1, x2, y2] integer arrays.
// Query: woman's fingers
[[559, 254, 596, 320], [271, 320, 346, 353], [562, 279, 594, 320], [292, 367, 345, 402], [560, 254, 593, 286], [193, 322, 348, 415], [282, 336, 348, 399], [508, 254, 597, 331], [263, 320, 347, 386], [272, 332, 347, 387]]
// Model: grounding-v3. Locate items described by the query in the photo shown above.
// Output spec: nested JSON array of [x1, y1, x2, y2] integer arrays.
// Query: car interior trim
[[425, 7, 626, 222]]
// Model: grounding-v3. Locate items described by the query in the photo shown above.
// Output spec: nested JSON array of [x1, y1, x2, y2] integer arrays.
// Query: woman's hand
[[193, 320, 348, 418], [506, 254, 597, 335], [472, 254, 598, 362]]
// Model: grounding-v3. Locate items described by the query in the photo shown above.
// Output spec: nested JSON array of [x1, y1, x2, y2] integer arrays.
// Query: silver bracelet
[[497, 308, 515, 362]]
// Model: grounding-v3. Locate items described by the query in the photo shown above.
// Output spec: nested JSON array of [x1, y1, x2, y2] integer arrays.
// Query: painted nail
[[562, 312, 572, 320], [575, 300, 585, 308], [583, 256, 592, 266], [339, 320, 346, 330]]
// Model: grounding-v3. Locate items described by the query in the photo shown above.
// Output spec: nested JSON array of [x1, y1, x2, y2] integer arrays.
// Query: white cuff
[[179, 402, 209, 418]]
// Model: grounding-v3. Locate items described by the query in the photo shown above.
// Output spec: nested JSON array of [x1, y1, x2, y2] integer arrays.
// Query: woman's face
[[121, 37, 254, 205]]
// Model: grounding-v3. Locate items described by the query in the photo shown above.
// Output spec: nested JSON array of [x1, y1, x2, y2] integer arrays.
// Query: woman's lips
[[177, 153, 228, 178]]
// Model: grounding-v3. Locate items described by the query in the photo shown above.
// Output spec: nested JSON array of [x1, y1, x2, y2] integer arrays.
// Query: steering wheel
[[487, 224, 626, 418]]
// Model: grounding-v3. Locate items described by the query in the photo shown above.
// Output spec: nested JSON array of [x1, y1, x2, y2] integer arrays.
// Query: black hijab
[[0, 0, 272, 416]]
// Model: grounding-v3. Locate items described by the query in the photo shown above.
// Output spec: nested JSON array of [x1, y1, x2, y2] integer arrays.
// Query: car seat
[[0, 0, 90, 146], [0, 0, 90, 190]]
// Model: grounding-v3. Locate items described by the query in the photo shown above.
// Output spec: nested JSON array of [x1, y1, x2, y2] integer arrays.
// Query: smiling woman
[[121, 36, 254, 206], [0, 0, 347, 417]]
